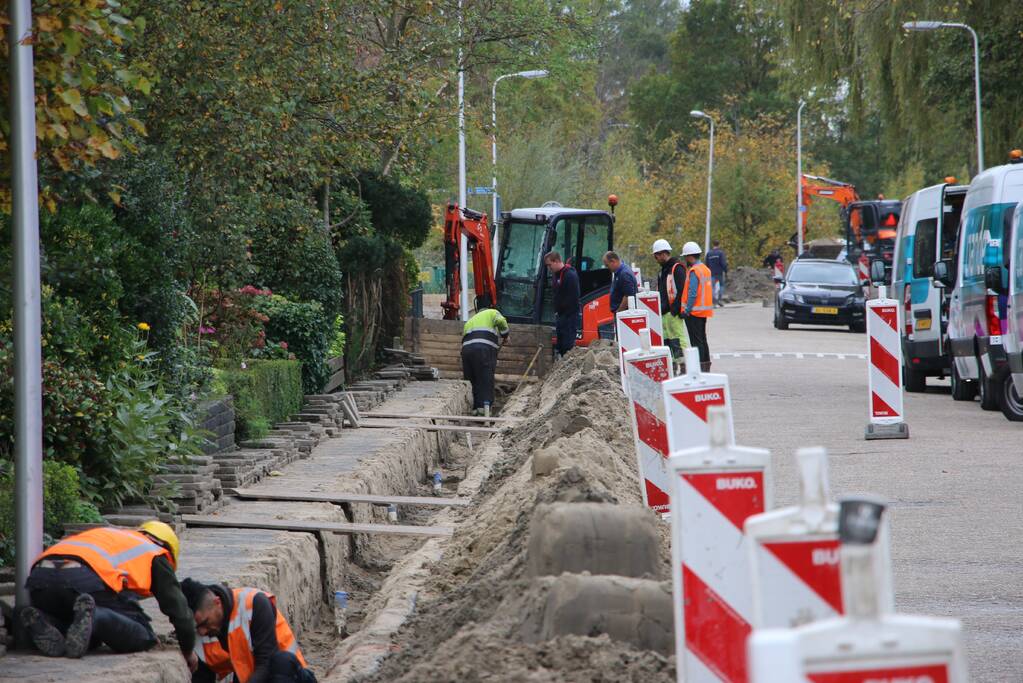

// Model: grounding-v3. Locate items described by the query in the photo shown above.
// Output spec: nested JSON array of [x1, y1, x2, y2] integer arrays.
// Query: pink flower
[[279, 341, 289, 350], [199, 326, 217, 335]]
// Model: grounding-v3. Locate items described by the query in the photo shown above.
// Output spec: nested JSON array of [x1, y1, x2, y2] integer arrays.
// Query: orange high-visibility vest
[[36, 527, 171, 596], [665, 262, 682, 304], [195, 588, 307, 683], [681, 262, 714, 318]]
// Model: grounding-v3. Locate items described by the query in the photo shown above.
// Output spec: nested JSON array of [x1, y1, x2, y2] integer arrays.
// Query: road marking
[[713, 352, 866, 361]]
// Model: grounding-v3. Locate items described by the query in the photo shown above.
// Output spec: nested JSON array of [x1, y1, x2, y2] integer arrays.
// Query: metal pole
[[457, 0, 469, 320], [704, 118, 714, 253], [796, 100, 806, 257], [491, 77, 502, 278], [9, 0, 44, 609], [966, 25, 984, 172]]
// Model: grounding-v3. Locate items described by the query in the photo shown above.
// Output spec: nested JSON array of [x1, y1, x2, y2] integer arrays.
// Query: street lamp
[[796, 100, 806, 257], [492, 69, 548, 275], [903, 20, 984, 172], [690, 110, 715, 253]]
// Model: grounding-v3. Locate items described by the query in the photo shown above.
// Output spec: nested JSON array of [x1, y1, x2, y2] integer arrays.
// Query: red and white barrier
[[662, 347, 735, 455], [858, 253, 870, 285], [637, 289, 664, 346], [632, 262, 641, 285], [624, 328, 674, 515], [745, 447, 841, 629], [865, 285, 909, 439], [616, 296, 649, 393], [773, 261, 784, 287], [669, 405, 772, 683]]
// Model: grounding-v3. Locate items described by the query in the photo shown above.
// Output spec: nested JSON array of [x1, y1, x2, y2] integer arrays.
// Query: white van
[[936, 156, 1023, 410], [891, 181, 967, 391], [1002, 203, 1023, 420]]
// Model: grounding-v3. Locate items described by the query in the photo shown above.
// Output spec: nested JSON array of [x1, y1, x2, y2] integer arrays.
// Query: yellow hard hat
[[139, 520, 180, 568]]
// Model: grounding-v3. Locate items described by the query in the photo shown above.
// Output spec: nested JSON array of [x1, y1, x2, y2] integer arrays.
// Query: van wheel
[[904, 363, 926, 393], [1000, 375, 1023, 422], [978, 359, 999, 411], [950, 356, 977, 401]]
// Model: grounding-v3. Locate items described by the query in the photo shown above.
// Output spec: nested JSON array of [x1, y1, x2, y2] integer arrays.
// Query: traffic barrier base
[[864, 285, 909, 440], [669, 405, 772, 683]]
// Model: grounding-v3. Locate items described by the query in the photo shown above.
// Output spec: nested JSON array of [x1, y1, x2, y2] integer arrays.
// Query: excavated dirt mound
[[723, 265, 775, 303], [360, 341, 676, 682]]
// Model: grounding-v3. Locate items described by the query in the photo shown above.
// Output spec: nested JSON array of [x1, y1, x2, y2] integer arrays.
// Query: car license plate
[[915, 318, 931, 330], [812, 306, 838, 315]]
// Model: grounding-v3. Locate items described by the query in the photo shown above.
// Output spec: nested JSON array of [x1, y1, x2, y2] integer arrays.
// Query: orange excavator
[[800, 174, 901, 277], [442, 198, 618, 346]]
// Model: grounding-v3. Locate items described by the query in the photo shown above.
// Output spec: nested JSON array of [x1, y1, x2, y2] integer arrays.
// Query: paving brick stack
[[198, 397, 236, 455], [156, 455, 223, 515]]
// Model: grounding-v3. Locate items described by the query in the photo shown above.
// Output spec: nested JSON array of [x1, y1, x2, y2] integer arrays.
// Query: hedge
[[215, 360, 303, 441]]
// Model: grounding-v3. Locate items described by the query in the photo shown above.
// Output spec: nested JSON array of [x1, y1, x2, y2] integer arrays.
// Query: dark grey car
[[773, 259, 867, 332]]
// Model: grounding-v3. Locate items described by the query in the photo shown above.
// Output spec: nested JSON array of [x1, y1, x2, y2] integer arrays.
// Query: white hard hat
[[652, 239, 672, 254], [681, 241, 702, 256]]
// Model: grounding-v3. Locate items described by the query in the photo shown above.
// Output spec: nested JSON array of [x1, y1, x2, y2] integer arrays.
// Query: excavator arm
[[801, 173, 861, 242], [442, 204, 498, 321]]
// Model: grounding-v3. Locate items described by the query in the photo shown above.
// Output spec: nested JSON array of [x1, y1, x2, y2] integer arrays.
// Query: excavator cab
[[496, 203, 616, 345], [844, 200, 902, 271]]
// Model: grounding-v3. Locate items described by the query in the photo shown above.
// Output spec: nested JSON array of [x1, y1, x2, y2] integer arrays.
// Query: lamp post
[[456, 0, 469, 319], [796, 99, 806, 257], [9, 0, 44, 610], [690, 110, 715, 253], [492, 69, 548, 276], [903, 20, 984, 172]]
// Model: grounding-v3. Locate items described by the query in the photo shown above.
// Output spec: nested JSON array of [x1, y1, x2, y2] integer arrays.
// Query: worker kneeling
[[460, 297, 510, 416], [20, 521, 197, 666], [182, 579, 316, 683]]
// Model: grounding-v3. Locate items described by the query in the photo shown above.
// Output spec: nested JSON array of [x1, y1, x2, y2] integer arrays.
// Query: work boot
[[19, 606, 65, 657], [64, 593, 95, 658], [700, 361, 712, 373]]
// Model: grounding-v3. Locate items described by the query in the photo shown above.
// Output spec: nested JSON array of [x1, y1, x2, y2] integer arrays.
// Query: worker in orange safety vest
[[20, 522, 197, 665], [679, 241, 714, 372], [182, 579, 316, 683]]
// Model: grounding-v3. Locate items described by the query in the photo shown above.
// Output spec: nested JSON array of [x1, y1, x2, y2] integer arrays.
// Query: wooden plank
[[365, 412, 520, 424], [357, 419, 500, 434], [327, 356, 345, 372], [438, 371, 538, 383], [183, 515, 454, 538], [232, 488, 470, 507]]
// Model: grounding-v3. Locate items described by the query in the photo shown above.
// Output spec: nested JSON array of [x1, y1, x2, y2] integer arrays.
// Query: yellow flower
[[137, 322, 151, 331]]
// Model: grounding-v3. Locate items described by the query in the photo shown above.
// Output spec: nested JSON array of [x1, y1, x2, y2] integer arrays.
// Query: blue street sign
[[467, 186, 494, 195]]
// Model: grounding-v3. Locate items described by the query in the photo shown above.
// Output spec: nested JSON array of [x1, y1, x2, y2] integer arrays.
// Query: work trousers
[[27, 566, 157, 653], [554, 313, 578, 357], [461, 342, 498, 410], [684, 315, 710, 364], [662, 313, 689, 359], [712, 275, 724, 305], [193, 651, 318, 683]]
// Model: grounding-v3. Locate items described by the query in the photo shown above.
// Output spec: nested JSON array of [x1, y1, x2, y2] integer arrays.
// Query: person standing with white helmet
[[652, 238, 689, 366], [679, 240, 715, 371]]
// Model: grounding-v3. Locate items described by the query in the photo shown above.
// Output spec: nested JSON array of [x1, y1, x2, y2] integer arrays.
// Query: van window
[[1002, 203, 1017, 269], [912, 218, 938, 278]]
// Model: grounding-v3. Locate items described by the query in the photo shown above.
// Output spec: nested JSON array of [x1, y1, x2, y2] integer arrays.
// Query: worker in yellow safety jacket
[[182, 579, 315, 683], [679, 241, 715, 372], [460, 297, 510, 416], [21, 522, 197, 666]]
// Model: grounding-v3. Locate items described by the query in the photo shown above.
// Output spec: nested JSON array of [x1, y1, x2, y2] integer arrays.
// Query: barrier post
[[637, 289, 664, 346], [624, 328, 674, 515], [616, 296, 649, 393], [669, 405, 772, 683], [865, 284, 909, 439], [662, 347, 735, 455]]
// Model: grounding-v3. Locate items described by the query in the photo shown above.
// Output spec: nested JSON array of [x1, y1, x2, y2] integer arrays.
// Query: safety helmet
[[651, 239, 672, 254], [681, 241, 702, 256], [139, 520, 180, 568]]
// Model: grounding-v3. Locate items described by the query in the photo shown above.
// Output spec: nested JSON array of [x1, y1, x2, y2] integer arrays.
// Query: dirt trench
[[331, 342, 677, 682]]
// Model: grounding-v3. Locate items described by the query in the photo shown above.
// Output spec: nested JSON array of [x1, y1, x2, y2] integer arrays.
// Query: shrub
[[197, 286, 272, 360], [0, 461, 103, 567], [214, 360, 303, 441], [253, 295, 332, 394]]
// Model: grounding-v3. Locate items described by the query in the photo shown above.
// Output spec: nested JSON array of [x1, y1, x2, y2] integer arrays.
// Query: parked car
[[999, 202, 1023, 420], [773, 259, 866, 332], [935, 153, 1023, 411], [891, 180, 967, 391]]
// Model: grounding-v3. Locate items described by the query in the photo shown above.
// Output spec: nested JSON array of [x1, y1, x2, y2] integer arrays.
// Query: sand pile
[[723, 265, 776, 302], [360, 341, 675, 682]]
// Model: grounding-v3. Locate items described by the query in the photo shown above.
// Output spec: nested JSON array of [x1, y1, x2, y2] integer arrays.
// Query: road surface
[[710, 302, 1022, 681]]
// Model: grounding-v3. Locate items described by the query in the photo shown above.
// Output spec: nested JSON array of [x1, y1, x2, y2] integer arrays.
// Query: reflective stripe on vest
[[462, 326, 501, 349], [37, 527, 169, 596], [666, 262, 681, 304], [681, 262, 714, 317], [196, 587, 307, 683]]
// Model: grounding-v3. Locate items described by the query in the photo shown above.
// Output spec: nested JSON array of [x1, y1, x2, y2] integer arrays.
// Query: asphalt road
[[707, 302, 1022, 680]]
